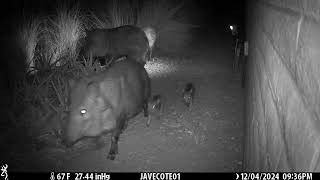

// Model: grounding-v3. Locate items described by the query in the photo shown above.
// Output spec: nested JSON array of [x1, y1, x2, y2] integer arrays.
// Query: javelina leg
[[190, 96, 194, 110], [118, 118, 128, 134], [143, 102, 151, 127], [147, 48, 152, 62], [241, 57, 247, 88], [107, 130, 121, 160], [121, 120, 129, 133], [158, 103, 163, 117], [146, 115, 151, 127], [143, 102, 149, 117], [189, 102, 193, 111]]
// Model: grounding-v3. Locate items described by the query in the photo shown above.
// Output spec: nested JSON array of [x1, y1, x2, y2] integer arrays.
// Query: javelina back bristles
[[182, 83, 195, 110]]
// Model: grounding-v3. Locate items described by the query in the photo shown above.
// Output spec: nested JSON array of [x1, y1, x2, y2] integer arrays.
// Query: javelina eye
[[80, 109, 87, 116]]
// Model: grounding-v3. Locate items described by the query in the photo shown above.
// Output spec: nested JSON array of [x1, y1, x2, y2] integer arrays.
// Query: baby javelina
[[146, 94, 162, 127], [182, 83, 195, 110]]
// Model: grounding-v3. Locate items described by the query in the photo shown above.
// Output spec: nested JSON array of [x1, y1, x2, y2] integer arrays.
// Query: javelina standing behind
[[63, 58, 151, 160], [182, 83, 195, 110], [79, 25, 156, 66]]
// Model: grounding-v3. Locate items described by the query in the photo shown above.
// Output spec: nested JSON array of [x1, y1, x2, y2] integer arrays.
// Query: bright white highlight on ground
[[144, 57, 179, 78]]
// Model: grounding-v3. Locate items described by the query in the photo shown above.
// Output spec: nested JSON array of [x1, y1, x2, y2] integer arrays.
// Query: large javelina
[[79, 25, 156, 66], [63, 59, 151, 160]]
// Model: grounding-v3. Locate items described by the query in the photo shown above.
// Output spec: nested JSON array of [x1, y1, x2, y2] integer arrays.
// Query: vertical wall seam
[[309, 146, 320, 171], [296, 14, 304, 51]]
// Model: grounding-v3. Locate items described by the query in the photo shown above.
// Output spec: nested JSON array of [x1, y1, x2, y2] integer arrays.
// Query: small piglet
[[182, 83, 195, 110], [146, 94, 163, 127], [63, 59, 151, 160]]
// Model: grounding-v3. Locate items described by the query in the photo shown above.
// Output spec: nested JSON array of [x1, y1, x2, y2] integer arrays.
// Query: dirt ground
[[1, 26, 244, 172]]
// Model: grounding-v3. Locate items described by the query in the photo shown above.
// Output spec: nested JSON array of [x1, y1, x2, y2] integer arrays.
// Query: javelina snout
[[182, 83, 195, 110], [64, 58, 151, 160]]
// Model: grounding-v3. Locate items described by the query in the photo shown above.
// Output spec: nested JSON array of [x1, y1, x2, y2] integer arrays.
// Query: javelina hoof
[[107, 146, 119, 160], [107, 153, 116, 160], [107, 135, 119, 160], [107, 151, 118, 160]]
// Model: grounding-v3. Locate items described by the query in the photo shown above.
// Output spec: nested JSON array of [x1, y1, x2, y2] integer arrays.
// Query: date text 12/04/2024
[[236, 172, 313, 180]]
